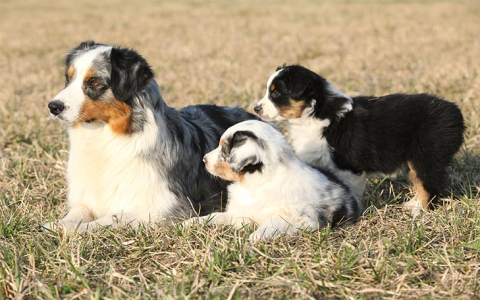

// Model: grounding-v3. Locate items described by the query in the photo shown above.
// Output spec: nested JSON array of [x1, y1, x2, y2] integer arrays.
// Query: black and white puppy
[[254, 65, 465, 214], [183, 120, 362, 243], [44, 41, 257, 233]]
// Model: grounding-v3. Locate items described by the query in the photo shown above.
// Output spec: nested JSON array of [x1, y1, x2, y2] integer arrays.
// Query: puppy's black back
[[326, 94, 464, 175]]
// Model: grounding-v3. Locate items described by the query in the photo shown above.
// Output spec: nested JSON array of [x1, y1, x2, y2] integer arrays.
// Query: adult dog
[[254, 65, 464, 214], [184, 120, 362, 243], [44, 41, 257, 233]]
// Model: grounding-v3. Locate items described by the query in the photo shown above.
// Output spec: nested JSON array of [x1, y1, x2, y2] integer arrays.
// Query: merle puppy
[[184, 120, 362, 243]]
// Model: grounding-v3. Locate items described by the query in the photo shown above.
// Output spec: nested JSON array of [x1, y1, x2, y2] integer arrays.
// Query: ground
[[0, 0, 479, 299]]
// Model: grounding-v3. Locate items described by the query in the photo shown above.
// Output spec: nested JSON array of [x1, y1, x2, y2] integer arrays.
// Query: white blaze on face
[[255, 69, 285, 121], [51, 46, 112, 123]]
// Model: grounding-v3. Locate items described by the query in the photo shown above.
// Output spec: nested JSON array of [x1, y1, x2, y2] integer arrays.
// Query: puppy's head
[[48, 41, 154, 134], [204, 120, 291, 183], [254, 65, 353, 122]]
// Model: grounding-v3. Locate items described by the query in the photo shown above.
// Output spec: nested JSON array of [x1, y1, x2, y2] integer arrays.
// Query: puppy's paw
[[403, 198, 425, 217]]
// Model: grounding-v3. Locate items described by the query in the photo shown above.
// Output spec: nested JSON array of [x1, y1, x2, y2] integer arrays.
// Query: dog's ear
[[279, 68, 311, 100], [314, 85, 353, 121], [228, 131, 263, 174], [229, 155, 261, 174], [110, 47, 154, 102]]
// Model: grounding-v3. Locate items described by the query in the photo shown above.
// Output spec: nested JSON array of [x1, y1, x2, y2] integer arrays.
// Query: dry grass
[[1, 0, 479, 299]]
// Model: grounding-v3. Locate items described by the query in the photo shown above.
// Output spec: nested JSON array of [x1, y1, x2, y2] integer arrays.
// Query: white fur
[[255, 69, 285, 120], [51, 46, 112, 123], [185, 121, 361, 243], [44, 109, 178, 233], [44, 46, 178, 233], [254, 69, 365, 197], [288, 104, 366, 197]]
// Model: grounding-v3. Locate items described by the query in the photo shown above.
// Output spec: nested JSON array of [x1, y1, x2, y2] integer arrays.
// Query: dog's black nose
[[254, 105, 262, 113], [203, 156, 207, 164], [48, 100, 65, 116]]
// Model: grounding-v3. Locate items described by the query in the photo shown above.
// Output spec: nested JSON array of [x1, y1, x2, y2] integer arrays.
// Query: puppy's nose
[[48, 100, 65, 116], [254, 105, 263, 113], [202, 156, 208, 164]]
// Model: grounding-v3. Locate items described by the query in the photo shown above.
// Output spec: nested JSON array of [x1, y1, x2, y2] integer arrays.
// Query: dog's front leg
[[43, 205, 93, 233], [73, 213, 143, 233], [182, 212, 252, 228], [248, 215, 297, 243]]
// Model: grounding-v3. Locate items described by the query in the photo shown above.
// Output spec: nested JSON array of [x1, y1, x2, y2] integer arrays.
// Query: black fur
[[227, 130, 264, 173], [110, 47, 154, 103], [164, 105, 258, 216], [269, 65, 465, 204]]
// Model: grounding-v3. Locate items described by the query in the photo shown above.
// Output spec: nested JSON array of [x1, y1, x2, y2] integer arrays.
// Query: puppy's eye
[[271, 90, 281, 98]]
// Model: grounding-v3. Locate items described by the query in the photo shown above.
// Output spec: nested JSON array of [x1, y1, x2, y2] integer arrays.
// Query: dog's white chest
[[66, 122, 174, 219], [289, 118, 335, 169]]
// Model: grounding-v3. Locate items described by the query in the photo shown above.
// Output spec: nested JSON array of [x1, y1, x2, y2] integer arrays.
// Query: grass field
[[1, 0, 479, 298]]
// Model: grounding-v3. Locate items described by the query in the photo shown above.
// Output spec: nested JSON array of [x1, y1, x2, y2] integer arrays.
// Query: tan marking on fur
[[75, 98, 132, 134], [407, 161, 431, 210], [67, 65, 74, 80], [219, 139, 226, 146], [270, 83, 275, 91], [278, 99, 307, 119], [83, 69, 95, 82], [212, 161, 243, 182]]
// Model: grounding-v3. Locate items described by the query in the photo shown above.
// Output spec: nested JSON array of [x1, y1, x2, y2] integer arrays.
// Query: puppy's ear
[[110, 47, 154, 102], [280, 68, 311, 100], [315, 85, 353, 120], [228, 131, 263, 174], [229, 155, 260, 173]]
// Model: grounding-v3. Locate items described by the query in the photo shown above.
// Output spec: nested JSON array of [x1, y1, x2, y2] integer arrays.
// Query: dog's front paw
[[181, 218, 199, 228], [42, 220, 79, 235], [43, 221, 59, 231], [248, 227, 277, 244], [181, 215, 214, 228]]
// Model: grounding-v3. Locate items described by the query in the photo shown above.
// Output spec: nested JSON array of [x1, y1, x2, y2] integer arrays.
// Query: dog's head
[[48, 41, 154, 134], [254, 65, 353, 122], [203, 120, 291, 183]]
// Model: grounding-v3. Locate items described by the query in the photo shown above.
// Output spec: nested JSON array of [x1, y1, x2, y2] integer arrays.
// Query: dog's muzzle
[[254, 104, 263, 114], [48, 100, 65, 116]]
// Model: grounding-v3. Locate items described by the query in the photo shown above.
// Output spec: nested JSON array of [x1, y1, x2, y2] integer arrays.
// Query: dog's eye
[[271, 90, 281, 98], [87, 78, 100, 86]]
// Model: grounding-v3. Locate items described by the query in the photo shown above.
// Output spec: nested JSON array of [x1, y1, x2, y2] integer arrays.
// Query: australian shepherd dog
[[254, 65, 464, 214], [183, 120, 362, 243], [44, 41, 257, 233]]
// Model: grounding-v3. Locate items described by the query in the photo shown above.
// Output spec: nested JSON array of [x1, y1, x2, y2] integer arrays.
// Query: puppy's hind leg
[[404, 160, 445, 214]]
